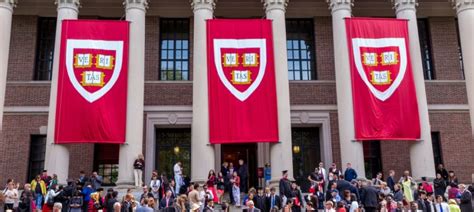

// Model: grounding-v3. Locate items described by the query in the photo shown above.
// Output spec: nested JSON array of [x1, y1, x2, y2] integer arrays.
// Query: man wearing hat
[[279, 170, 292, 207]]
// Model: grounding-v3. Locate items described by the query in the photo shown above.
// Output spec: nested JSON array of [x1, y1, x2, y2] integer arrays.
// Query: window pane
[[34, 18, 57, 81], [159, 19, 190, 81], [286, 19, 316, 80]]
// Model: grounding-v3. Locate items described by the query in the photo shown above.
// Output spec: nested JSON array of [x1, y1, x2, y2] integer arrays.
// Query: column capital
[[452, 0, 474, 14], [262, 0, 289, 13], [0, 0, 17, 12], [327, 0, 353, 14], [124, 0, 148, 12], [190, 0, 216, 13], [392, 0, 418, 14], [55, 0, 80, 11]]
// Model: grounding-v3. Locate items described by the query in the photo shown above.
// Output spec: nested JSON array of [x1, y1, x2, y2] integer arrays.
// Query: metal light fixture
[[173, 146, 180, 154], [292, 145, 301, 154]]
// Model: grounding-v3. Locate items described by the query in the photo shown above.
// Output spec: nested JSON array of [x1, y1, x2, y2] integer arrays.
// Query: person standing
[[318, 162, 328, 192], [266, 187, 281, 211], [279, 170, 292, 207], [188, 184, 200, 209], [90, 172, 103, 191], [31, 175, 47, 211], [344, 163, 358, 182], [458, 184, 473, 212], [207, 170, 219, 203], [133, 154, 145, 187], [238, 159, 249, 193], [399, 170, 415, 204], [174, 162, 183, 195], [41, 170, 52, 189], [149, 174, 161, 201], [328, 163, 342, 180], [3, 180, 18, 211], [78, 171, 89, 187], [387, 170, 396, 192], [434, 195, 449, 212], [159, 190, 174, 209], [231, 171, 241, 207], [81, 183, 93, 212], [434, 173, 447, 198], [436, 164, 449, 183], [359, 181, 378, 212], [264, 163, 271, 187]]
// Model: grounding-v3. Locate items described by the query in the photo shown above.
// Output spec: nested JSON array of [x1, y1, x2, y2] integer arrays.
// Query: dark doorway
[[155, 128, 191, 179], [221, 144, 258, 191], [363, 140, 383, 179], [292, 128, 321, 192], [28, 135, 47, 183]]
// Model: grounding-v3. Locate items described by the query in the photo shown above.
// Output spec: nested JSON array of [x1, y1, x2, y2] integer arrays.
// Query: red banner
[[207, 19, 279, 144], [55, 20, 129, 143], [345, 18, 420, 140]]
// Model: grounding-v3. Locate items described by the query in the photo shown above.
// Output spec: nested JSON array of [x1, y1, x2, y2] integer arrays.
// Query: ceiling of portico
[[13, 0, 455, 18]]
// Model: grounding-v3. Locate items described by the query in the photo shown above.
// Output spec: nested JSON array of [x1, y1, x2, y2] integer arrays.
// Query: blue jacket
[[344, 168, 358, 182]]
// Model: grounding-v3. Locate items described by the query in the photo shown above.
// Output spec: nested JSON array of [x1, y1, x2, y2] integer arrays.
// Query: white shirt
[[319, 167, 327, 181], [4, 189, 18, 204], [349, 201, 359, 212], [173, 163, 182, 176], [435, 202, 450, 212], [150, 179, 161, 192]]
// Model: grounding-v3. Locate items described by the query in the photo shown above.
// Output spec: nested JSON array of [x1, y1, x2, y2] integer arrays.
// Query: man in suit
[[238, 159, 249, 193], [266, 187, 282, 212], [159, 190, 174, 209], [360, 181, 379, 212], [459, 184, 473, 212], [279, 170, 292, 206], [255, 187, 267, 212], [343, 163, 358, 182]]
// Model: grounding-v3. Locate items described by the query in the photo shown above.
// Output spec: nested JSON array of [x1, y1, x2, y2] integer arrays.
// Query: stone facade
[[1, 6, 473, 185]]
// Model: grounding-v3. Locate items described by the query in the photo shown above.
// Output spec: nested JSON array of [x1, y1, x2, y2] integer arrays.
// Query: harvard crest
[[66, 39, 124, 103]]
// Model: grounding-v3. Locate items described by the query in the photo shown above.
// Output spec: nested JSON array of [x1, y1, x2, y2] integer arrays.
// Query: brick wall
[[144, 82, 193, 105], [315, 17, 335, 80], [330, 112, 342, 168], [5, 83, 50, 106], [380, 141, 412, 182], [145, 16, 160, 81], [425, 81, 467, 104], [0, 115, 95, 185], [428, 18, 463, 80], [7, 16, 37, 81], [289, 82, 337, 105], [0, 115, 47, 185], [430, 112, 473, 183]]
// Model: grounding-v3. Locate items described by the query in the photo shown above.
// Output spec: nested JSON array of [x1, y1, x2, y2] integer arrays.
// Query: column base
[[115, 179, 137, 189]]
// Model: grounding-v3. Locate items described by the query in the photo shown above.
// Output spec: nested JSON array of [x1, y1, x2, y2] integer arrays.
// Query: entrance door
[[221, 144, 258, 191]]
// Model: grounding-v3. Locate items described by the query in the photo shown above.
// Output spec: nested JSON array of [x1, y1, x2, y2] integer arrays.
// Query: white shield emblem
[[66, 39, 124, 103], [213, 39, 267, 101], [352, 38, 407, 101]]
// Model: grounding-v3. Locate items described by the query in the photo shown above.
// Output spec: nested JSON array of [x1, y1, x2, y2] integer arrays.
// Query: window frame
[[286, 18, 317, 81], [34, 17, 57, 81], [417, 18, 436, 80], [158, 18, 191, 81]]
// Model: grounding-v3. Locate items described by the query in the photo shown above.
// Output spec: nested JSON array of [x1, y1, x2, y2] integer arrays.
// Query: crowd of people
[[1, 158, 473, 212]]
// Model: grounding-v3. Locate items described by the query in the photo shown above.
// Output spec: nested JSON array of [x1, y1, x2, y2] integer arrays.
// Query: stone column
[[327, 0, 366, 178], [44, 0, 80, 185], [453, 0, 474, 136], [393, 0, 435, 179], [0, 0, 15, 130], [190, 0, 216, 183], [116, 0, 147, 187], [263, 0, 295, 182]]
